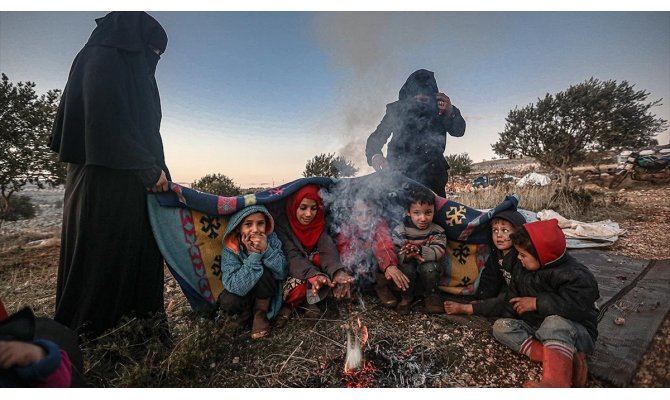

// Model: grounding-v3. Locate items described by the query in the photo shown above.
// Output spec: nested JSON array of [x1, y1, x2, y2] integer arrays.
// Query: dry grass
[[452, 182, 631, 221], [1, 182, 668, 388]]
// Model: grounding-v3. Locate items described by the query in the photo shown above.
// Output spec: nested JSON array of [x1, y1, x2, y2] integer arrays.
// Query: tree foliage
[[191, 173, 241, 197], [302, 153, 358, 178], [0, 73, 65, 218], [492, 78, 667, 184], [445, 153, 473, 177]]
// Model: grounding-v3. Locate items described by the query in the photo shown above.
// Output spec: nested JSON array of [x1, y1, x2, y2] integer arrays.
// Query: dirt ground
[[0, 183, 668, 387]]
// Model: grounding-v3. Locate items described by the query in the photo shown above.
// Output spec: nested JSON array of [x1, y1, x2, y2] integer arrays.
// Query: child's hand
[[332, 270, 353, 300], [384, 265, 410, 291], [443, 301, 473, 315], [509, 297, 537, 314], [0, 341, 46, 368], [400, 244, 424, 262], [311, 275, 333, 295], [242, 232, 267, 253], [248, 232, 267, 253]]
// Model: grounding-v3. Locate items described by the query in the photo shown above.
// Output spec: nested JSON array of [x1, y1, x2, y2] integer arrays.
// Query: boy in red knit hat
[[492, 219, 600, 388]]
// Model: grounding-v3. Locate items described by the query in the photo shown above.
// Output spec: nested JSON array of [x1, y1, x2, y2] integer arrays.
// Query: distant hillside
[[469, 157, 540, 177]]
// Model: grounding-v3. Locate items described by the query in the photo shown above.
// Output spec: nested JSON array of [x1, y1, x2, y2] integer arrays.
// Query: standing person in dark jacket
[[492, 219, 600, 388], [48, 12, 171, 338], [443, 209, 527, 315], [365, 69, 466, 197]]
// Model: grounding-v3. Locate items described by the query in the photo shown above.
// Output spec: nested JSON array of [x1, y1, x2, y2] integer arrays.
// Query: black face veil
[[49, 11, 170, 175]]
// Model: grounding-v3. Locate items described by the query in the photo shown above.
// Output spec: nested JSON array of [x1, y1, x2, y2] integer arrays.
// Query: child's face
[[515, 245, 541, 271], [407, 201, 434, 230], [491, 219, 515, 252], [296, 198, 318, 226], [352, 199, 373, 226], [238, 212, 267, 237]]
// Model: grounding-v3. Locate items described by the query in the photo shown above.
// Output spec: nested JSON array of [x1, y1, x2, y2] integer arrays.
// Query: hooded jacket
[[365, 69, 466, 188], [487, 220, 600, 340], [220, 205, 288, 318], [473, 209, 527, 304], [49, 12, 170, 186]]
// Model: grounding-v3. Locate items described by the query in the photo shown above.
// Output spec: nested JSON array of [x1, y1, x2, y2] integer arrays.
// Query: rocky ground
[[0, 183, 668, 387]]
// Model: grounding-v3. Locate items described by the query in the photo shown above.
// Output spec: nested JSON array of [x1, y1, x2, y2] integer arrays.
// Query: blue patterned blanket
[[147, 172, 518, 311]]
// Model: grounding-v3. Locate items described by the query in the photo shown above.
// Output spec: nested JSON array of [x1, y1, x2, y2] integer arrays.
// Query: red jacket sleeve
[[372, 220, 398, 272]]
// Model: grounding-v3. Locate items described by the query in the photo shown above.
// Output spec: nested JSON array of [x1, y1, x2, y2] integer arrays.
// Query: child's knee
[[492, 318, 516, 337], [536, 315, 577, 342], [418, 261, 440, 276]]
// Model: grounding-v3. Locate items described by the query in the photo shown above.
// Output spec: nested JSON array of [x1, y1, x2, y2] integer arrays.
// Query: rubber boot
[[572, 352, 588, 388], [523, 346, 573, 388], [524, 338, 544, 363], [251, 298, 271, 340], [375, 272, 398, 308]]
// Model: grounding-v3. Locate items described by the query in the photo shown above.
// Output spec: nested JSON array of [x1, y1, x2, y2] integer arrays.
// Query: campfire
[[343, 317, 374, 387], [344, 317, 369, 371]]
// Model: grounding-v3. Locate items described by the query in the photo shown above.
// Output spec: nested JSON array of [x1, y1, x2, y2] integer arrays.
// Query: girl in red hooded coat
[[273, 185, 353, 324], [491, 219, 600, 388]]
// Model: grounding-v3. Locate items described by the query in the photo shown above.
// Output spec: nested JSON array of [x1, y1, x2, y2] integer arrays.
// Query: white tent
[[516, 172, 551, 187]]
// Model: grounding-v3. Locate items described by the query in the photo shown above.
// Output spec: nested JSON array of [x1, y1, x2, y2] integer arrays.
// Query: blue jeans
[[492, 315, 595, 354]]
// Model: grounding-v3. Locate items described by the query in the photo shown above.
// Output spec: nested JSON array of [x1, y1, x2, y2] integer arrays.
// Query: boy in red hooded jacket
[[492, 219, 600, 388]]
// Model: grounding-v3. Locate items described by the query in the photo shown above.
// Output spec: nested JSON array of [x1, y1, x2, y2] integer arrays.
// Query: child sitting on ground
[[444, 209, 526, 316], [274, 184, 353, 322], [391, 186, 447, 315], [336, 198, 409, 308], [218, 205, 288, 340], [492, 219, 600, 388]]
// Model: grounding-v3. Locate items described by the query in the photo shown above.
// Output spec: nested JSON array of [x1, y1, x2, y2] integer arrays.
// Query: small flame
[[344, 317, 368, 372]]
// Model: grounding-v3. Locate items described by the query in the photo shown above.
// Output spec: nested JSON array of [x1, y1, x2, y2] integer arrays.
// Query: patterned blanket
[[147, 172, 518, 311]]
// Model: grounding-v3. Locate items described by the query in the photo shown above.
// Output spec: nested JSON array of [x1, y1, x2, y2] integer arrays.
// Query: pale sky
[[1, 3, 668, 187]]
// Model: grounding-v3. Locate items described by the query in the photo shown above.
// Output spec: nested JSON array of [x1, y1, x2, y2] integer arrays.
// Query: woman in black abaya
[[49, 12, 170, 338]]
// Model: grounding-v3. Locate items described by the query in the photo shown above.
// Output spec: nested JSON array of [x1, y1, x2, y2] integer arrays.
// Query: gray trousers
[[492, 315, 595, 356]]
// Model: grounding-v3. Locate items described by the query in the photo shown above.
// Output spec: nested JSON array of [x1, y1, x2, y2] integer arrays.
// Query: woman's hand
[[149, 170, 169, 192], [332, 270, 353, 300], [436, 92, 453, 116], [509, 297, 537, 314], [0, 341, 46, 369], [384, 265, 410, 291]]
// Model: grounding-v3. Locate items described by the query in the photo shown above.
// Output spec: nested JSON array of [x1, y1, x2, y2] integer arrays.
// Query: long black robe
[[49, 12, 170, 337]]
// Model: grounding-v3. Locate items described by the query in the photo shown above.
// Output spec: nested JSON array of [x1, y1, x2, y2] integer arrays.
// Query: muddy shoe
[[423, 294, 444, 314], [302, 302, 322, 319], [375, 272, 398, 308], [396, 297, 412, 315], [274, 306, 292, 329]]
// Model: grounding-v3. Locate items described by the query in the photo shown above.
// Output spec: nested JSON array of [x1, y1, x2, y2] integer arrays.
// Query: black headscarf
[[398, 69, 439, 100], [49, 11, 169, 175]]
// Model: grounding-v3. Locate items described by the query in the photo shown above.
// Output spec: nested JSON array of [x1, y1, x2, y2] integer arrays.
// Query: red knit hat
[[522, 219, 566, 267]]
